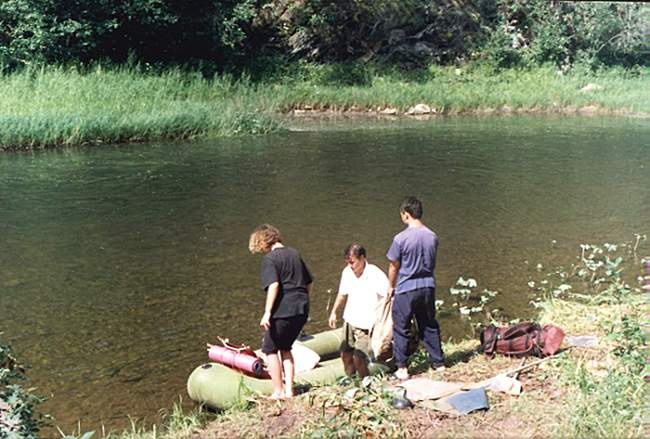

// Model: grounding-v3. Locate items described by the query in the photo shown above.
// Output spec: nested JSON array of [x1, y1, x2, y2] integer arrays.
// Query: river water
[[0, 115, 648, 434]]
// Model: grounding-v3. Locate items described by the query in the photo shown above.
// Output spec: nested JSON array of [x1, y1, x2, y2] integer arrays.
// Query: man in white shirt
[[328, 243, 388, 377]]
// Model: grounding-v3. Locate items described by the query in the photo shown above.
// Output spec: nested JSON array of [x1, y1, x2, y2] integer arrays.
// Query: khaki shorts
[[341, 322, 371, 358]]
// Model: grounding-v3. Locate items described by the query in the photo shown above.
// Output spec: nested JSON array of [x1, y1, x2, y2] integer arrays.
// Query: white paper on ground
[[478, 374, 522, 396], [395, 377, 465, 401], [566, 335, 599, 348]]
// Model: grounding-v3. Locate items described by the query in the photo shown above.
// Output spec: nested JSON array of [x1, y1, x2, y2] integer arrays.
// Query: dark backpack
[[479, 322, 565, 357]]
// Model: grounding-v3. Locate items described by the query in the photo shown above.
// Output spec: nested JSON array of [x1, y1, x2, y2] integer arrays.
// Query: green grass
[[0, 63, 648, 150], [0, 65, 281, 150], [266, 64, 650, 114], [533, 294, 647, 438], [514, 237, 648, 438], [58, 400, 206, 439]]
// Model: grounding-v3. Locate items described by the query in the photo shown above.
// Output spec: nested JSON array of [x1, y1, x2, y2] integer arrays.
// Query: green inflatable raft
[[187, 328, 390, 410]]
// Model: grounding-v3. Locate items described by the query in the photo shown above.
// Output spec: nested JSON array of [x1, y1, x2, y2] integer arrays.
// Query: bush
[[483, 25, 522, 69], [0, 0, 257, 69], [481, 0, 649, 69], [1, 336, 45, 438]]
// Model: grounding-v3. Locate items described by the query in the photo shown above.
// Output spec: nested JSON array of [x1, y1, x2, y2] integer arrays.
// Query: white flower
[[456, 277, 477, 288], [603, 243, 617, 252]]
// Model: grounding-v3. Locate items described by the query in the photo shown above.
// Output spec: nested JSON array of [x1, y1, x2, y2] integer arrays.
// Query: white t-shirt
[[338, 262, 389, 330]]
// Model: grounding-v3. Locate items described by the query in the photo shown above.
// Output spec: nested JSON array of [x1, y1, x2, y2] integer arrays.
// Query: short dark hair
[[344, 243, 366, 259], [399, 196, 423, 219]]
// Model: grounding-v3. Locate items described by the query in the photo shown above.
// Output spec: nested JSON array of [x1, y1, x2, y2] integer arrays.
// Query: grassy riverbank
[[0, 64, 648, 151], [80, 237, 646, 439]]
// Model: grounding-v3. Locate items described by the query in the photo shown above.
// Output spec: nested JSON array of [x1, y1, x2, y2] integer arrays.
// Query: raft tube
[[187, 328, 391, 410]]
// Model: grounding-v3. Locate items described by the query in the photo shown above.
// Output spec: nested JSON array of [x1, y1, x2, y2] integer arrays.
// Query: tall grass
[[0, 65, 281, 150], [260, 64, 649, 114], [0, 63, 648, 150], [534, 298, 646, 438]]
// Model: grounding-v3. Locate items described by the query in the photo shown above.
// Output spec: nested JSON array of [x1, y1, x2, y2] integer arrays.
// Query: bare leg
[[280, 350, 295, 397], [352, 353, 370, 378], [340, 351, 356, 377], [266, 353, 284, 398]]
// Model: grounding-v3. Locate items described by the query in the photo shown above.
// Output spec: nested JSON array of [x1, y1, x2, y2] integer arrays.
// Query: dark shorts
[[261, 314, 308, 354]]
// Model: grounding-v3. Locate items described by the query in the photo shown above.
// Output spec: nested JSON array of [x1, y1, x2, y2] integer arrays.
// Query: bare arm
[[328, 293, 348, 329], [388, 260, 400, 298], [260, 281, 280, 330]]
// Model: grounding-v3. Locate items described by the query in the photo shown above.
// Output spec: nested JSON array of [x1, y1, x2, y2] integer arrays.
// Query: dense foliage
[[0, 1, 647, 71], [0, 0, 256, 66], [482, 0, 649, 69], [0, 336, 44, 438]]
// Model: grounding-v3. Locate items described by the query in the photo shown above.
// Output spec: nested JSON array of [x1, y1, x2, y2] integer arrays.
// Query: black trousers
[[392, 287, 444, 367]]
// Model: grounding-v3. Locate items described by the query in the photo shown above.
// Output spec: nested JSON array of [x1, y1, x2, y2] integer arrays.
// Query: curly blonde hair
[[248, 224, 282, 253]]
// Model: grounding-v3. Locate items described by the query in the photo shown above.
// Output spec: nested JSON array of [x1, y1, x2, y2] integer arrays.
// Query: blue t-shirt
[[386, 225, 438, 294]]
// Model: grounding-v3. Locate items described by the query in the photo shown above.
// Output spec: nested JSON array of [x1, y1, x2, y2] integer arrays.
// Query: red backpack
[[479, 322, 565, 357]]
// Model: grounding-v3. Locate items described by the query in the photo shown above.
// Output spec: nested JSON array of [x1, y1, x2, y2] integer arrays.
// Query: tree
[[0, 0, 257, 68]]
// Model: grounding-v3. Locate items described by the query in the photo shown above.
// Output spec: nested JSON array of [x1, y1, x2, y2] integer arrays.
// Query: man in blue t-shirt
[[387, 196, 445, 380]]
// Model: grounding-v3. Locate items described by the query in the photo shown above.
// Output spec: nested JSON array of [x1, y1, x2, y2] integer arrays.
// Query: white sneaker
[[392, 368, 410, 380]]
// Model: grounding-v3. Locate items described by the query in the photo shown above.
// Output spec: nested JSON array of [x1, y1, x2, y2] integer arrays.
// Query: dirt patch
[[259, 403, 303, 437], [188, 399, 311, 439]]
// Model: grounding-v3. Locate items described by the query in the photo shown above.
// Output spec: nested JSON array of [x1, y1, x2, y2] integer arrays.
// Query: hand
[[387, 287, 395, 299], [328, 313, 337, 329], [260, 312, 271, 330]]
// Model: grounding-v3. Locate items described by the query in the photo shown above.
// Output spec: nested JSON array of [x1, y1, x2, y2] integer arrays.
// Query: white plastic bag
[[291, 343, 321, 374]]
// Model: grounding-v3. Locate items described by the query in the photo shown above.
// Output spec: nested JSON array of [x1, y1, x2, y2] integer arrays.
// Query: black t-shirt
[[260, 246, 312, 318]]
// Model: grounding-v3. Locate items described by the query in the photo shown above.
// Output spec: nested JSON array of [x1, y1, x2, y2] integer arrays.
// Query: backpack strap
[[532, 328, 544, 356], [504, 333, 536, 356], [480, 325, 499, 355], [501, 322, 539, 340]]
